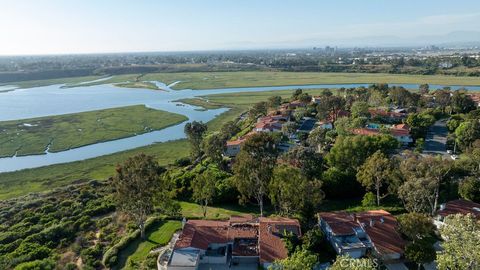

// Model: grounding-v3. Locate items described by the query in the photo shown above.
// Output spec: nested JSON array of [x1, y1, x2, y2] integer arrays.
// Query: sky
[[1, 0, 480, 55]]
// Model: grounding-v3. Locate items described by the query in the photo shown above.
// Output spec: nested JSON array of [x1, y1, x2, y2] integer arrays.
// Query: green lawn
[[119, 220, 182, 270], [179, 201, 259, 220], [0, 105, 187, 157]]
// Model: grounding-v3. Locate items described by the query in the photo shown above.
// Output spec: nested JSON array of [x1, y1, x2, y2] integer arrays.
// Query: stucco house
[[166, 215, 301, 270], [318, 210, 405, 262]]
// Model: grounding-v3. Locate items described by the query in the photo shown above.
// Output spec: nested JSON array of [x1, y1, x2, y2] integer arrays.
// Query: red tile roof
[[352, 128, 380, 136], [319, 210, 405, 256], [393, 124, 410, 130], [318, 212, 359, 235], [258, 217, 301, 263], [174, 215, 301, 264], [437, 199, 480, 219], [356, 210, 405, 256]]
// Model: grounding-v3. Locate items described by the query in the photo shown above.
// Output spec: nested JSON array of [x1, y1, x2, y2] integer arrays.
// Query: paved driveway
[[423, 119, 448, 157]]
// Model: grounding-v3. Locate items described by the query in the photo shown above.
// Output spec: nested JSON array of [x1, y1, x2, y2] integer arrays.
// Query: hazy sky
[[1, 0, 480, 55]]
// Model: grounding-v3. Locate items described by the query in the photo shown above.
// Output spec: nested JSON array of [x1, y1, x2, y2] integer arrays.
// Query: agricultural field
[[0, 105, 187, 157]]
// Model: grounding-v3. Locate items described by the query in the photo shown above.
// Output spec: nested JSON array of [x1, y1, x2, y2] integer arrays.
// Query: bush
[[459, 177, 480, 203], [103, 217, 163, 267], [174, 157, 191, 167], [361, 192, 377, 207], [14, 258, 56, 270]]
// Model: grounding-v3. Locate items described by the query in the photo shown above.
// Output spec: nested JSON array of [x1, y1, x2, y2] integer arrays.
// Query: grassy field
[[0, 105, 187, 157], [119, 220, 182, 270], [0, 139, 190, 200], [179, 201, 259, 219], [0, 103, 247, 200], [8, 71, 480, 90], [1, 75, 105, 89], [141, 71, 480, 90], [203, 88, 330, 105], [173, 98, 224, 110]]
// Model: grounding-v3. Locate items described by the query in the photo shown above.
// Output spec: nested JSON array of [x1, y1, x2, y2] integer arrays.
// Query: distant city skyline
[[1, 0, 480, 55]]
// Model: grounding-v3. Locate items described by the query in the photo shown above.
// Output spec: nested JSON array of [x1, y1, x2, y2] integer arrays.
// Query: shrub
[[14, 258, 56, 270], [361, 192, 377, 207], [459, 177, 480, 203]]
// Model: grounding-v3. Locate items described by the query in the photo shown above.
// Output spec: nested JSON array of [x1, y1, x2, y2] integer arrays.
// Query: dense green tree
[[248, 101, 268, 118], [397, 213, 435, 242], [350, 101, 370, 118], [389, 86, 414, 107], [203, 133, 226, 167], [233, 133, 277, 216], [301, 228, 325, 253], [271, 249, 318, 270], [399, 155, 451, 215], [330, 255, 376, 270], [419, 84, 430, 95], [113, 154, 168, 239], [459, 176, 480, 202], [184, 121, 208, 160], [220, 121, 240, 139], [455, 120, 480, 150], [434, 90, 451, 112], [405, 240, 436, 270], [316, 95, 346, 124], [451, 91, 476, 114], [437, 214, 480, 270], [298, 92, 312, 104], [293, 107, 308, 121], [326, 134, 398, 173], [405, 112, 436, 139], [291, 89, 303, 100], [267, 96, 282, 108], [306, 127, 331, 152], [191, 169, 216, 218], [283, 146, 323, 179], [269, 165, 324, 215], [356, 151, 396, 206]]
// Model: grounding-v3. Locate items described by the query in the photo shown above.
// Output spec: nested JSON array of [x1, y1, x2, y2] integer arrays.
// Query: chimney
[[182, 217, 187, 229], [267, 225, 272, 234], [440, 203, 446, 211], [369, 219, 375, 227]]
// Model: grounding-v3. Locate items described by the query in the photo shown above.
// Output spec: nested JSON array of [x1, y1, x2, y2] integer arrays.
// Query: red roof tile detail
[[437, 199, 480, 219]]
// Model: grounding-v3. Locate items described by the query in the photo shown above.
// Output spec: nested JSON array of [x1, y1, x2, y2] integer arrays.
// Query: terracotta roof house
[[224, 132, 257, 157], [368, 108, 407, 122], [167, 215, 301, 269], [254, 116, 285, 133], [318, 210, 405, 262], [435, 199, 480, 228], [352, 126, 413, 146]]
